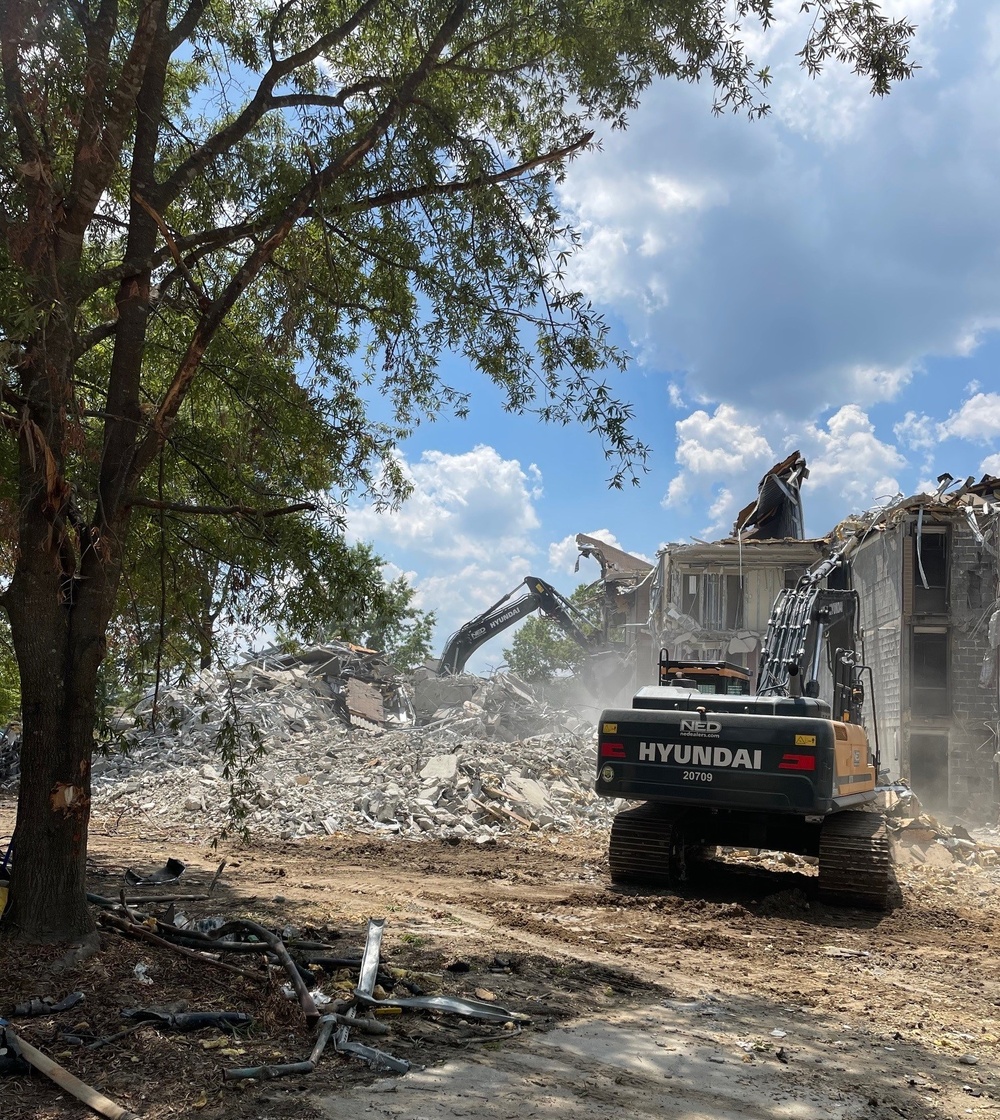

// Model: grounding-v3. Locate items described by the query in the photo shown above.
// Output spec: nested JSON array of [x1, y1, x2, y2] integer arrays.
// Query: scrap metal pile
[[1, 858, 529, 1118], [36, 643, 615, 843]]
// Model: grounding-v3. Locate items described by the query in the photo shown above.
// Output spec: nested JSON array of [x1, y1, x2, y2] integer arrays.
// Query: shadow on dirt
[[605, 856, 897, 931]]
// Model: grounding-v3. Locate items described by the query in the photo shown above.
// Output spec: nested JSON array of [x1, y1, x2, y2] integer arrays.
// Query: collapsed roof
[[836, 473, 1000, 555]]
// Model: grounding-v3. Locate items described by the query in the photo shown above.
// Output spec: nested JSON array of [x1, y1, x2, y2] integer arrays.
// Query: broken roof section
[[732, 451, 809, 541], [836, 473, 1000, 553], [576, 533, 653, 582]]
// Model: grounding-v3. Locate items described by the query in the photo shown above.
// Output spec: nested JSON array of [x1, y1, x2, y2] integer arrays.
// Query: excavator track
[[818, 810, 892, 910], [609, 802, 687, 886]]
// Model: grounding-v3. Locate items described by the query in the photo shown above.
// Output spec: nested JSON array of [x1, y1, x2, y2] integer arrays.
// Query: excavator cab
[[658, 651, 752, 695]]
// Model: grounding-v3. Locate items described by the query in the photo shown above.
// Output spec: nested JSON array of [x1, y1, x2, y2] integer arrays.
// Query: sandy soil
[[1, 808, 998, 1120]]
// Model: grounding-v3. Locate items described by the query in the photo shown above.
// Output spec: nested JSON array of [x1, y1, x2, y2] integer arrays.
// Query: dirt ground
[[1, 807, 998, 1120]]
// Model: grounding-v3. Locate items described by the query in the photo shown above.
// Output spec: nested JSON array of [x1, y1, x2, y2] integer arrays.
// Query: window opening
[[911, 630, 949, 718], [913, 530, 947, 613]]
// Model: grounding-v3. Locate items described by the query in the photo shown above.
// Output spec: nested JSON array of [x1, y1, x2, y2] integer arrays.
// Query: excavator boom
[[437, 576, 621, 677]]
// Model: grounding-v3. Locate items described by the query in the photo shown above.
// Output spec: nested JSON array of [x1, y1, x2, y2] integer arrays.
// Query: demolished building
[[847, 476, 1000, 820], [585, 457, 1000, 826], [575, 533, 654, 690], [645, 453, 827, 682]]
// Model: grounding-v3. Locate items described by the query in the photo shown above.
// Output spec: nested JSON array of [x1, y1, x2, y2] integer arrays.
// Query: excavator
[[436, 576, 629, 690], [594, 536, 894, 909]]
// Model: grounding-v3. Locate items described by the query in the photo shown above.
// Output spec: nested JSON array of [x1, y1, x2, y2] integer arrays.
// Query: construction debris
[[8, 656, 615, 844], [12, 992, 85, 1017], [881, 784, 1000, 866], [0, 1021, 139, 1120], [732, 451, 809, 540], [124, 857, 186, 886], [119, 1009, 252, 1031], [332, 918, 411, 1074], [87, 879, 525, 1087]]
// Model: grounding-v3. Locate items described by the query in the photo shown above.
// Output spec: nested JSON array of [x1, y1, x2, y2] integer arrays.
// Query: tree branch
[[132, 191, 210, 310], [156, 0, 387, 207], [66, 0, 167, 243], [0, 0, 48, 169], [86, 218, 269, 294], [75, 319, 119, 358], [67, 0, 120, 231], [344, 131, 593, 211], [268, 81, 390, 111], [168, 0, 207, 50], [127, 0, 474, 489], [128, 498, 316, 518]]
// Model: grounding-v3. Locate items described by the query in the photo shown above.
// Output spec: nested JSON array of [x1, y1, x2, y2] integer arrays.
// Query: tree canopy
[[0, 0, 915, 943]]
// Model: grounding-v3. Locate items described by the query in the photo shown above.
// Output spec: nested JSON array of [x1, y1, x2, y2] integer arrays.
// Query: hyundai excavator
[[594, 537, 893, 909], [437, 576, 628, 689]]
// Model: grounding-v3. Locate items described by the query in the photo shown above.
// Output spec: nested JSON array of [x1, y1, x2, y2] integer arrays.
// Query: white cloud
[[548, 529, 652, 575], [659, 405, 779, 538], [979, 453, 1000, 476], [802, 405, 906, 514], [557, 1, 1000, 420], [704, 488, 737, 538], [663, 406, 774, 516], [675, 405, 774, 476], [845, 365, 916, 404], [938, 392, 1000, 443], [894, 411, 937, 451], [548, 533, 582, 573], [350, 445, 541, 563], [348, 446, 550, 670]]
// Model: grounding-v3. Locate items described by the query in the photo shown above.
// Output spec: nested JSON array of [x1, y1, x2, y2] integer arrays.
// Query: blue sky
[[348, 0, 1000, 672]]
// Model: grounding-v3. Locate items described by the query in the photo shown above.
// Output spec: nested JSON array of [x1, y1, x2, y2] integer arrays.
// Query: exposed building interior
[[580, 465, 1000, 824]]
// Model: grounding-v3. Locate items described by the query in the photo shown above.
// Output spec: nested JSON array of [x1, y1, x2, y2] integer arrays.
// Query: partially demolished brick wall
[[851, 480, 1000, 824], [947, 528, 997, 817]]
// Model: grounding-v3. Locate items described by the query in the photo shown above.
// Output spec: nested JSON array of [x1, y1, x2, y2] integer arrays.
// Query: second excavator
[[436, 576, 629, 690]]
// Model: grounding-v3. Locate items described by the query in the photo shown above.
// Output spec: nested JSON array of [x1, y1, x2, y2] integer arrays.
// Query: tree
[[0, 0, 914, 943], [104, 533, 431, 705], [373, 578, 436, 672], [289, 545, 436, 671]]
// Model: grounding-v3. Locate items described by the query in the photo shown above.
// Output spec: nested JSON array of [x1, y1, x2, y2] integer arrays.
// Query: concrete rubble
[[879, 784, 1000, 867], [45, 644, 615, 843]]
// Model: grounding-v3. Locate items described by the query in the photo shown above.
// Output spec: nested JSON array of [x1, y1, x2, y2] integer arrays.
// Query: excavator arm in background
[[436, 576, 617, 677]]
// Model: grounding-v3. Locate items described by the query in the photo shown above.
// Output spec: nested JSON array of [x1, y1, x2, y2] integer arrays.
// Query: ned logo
[[680, 718, 721, 736]]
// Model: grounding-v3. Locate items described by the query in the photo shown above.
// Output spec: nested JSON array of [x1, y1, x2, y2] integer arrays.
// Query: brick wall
[[945, 525, 998, 818], [854, 531, 903, 779]]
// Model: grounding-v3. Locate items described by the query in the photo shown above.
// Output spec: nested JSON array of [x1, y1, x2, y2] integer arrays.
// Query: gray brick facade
[[854, 504, 999, 823]]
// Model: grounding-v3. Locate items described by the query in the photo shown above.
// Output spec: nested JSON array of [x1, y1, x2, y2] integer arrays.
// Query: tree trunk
[[0, 321, 125, 942], [2, 533, 122, 942], [0, 5, 166, 942]]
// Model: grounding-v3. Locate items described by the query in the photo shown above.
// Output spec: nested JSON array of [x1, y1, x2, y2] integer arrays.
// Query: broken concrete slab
[[420, 754, 460, 784]]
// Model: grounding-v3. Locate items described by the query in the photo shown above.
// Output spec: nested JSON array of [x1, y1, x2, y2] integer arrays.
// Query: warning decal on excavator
[[603, 722, 618, 734], [795, 734, 817, 746]]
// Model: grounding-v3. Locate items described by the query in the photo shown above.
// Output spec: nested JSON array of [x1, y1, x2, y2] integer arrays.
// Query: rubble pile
[[77, 647, 611, 843], [881, 785, 1000, 867]]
